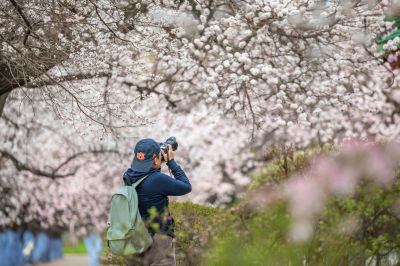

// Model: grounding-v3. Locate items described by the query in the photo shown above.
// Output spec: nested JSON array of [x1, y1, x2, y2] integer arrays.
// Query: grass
[[62, 241, 87, 254]]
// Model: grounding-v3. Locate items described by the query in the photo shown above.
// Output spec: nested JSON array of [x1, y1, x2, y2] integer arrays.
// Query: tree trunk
[[0, 61, 21, 117], [0, 91, 10, 117]]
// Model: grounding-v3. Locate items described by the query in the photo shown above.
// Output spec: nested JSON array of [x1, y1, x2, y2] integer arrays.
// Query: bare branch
[[8, 0, 32, 45], [0, 149, 77, 179], [0, 148, 120, 179], [0, 92, 10, 117], [25, 71, 112, 88]]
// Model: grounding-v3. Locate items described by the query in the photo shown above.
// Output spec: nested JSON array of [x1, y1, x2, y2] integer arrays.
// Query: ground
[[33, 255, 88, 266]]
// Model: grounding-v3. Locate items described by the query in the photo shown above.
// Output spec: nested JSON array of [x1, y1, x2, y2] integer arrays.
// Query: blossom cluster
[[3, 0, 400, 237], [142, 0, 400, 149], [375, 16, 400, 69]]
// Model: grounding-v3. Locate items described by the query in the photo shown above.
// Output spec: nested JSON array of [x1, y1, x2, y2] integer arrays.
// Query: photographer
[[123, 138, 191, 266]]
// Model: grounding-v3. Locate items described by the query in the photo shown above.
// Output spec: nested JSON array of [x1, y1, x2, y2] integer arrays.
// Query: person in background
[[83, 230, 103, 266]]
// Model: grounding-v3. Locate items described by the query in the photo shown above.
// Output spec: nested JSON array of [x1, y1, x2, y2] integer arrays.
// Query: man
[[123, 138, 192, 266]]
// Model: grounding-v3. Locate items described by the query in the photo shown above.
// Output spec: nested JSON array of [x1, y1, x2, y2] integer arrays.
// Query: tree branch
[[0, 92, 10, 118], [25, 71, 112, 88], [8, 0, 32, 45], [0, 148, 120, 179], [0, 149, 77, 179]]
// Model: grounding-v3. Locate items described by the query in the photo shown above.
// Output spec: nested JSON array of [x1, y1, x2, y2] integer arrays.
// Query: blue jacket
[[123, 159, 191, 219]]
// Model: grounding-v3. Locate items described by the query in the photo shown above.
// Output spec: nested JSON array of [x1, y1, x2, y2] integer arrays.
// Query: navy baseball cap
[[131, 138, 161, 172]]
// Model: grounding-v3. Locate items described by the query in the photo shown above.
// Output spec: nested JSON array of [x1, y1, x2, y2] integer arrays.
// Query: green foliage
[[63, 241, 87, 254], [200, 145, 400, 265], [101, 245, 126, 265], [102, 147, 400, 265], [101, 201, 238, 265], [314, 179, 400, 264], [204, 176, 400, 265], [376, 16, 400, 47], [204, 202, 310, 266], [249, 147, 320, 191], [168, 202, 239, 265]]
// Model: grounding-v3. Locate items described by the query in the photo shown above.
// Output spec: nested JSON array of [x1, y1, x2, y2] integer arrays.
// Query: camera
[[160, 137, 178, 156]]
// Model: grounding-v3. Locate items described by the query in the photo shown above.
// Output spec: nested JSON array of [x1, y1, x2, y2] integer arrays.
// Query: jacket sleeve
[[159, 159, 192, 196]]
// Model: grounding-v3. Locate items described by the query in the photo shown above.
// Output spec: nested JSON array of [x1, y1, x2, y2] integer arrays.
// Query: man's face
[[152, 152, 162, 169]]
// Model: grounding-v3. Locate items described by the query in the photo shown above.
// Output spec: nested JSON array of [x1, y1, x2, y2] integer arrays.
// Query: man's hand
[[161, 144, 174, 162], [167, 144, 174, 161], [161, 149, 168, 163]]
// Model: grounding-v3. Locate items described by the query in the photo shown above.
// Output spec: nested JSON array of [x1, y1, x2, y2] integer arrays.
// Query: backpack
[[106, 175, 153, 256]]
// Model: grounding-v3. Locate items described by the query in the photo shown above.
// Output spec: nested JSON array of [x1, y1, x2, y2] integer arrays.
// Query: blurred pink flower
[[285, 174, 326, 220], [283, 140, 400, 242], [313, 157, 358, 195], [365, 147, 395, 184], [388, 54, 398, 63], [289, 219, 314, 242]]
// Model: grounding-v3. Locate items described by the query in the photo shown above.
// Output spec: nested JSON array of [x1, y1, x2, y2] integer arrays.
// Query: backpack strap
[[132, 174, 150, 188]]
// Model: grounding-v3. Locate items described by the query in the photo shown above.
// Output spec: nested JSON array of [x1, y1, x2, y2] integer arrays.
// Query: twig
[[8, 0, 32, 45]]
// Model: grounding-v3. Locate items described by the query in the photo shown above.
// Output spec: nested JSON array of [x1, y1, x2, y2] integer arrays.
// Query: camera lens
[[165, 137, 178, 151]]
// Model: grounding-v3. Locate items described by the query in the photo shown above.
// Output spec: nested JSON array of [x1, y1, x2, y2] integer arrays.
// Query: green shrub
[[170, 202, 239, 265], [204, 178, 400, 265], [101, 202, 238, 265], [249, 148, 319, 191], [203, 202, 310, 266], [63, 241, 87, 254], [102, 147, 400, 265]]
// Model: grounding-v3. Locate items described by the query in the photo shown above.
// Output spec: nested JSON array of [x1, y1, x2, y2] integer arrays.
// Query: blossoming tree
[[2, 0, 400, 240]]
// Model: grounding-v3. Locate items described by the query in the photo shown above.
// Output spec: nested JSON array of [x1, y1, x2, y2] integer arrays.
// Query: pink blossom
[[285, 174, 326, 219], [388, 54, 398, 63], [365, 147, 396, 184]]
